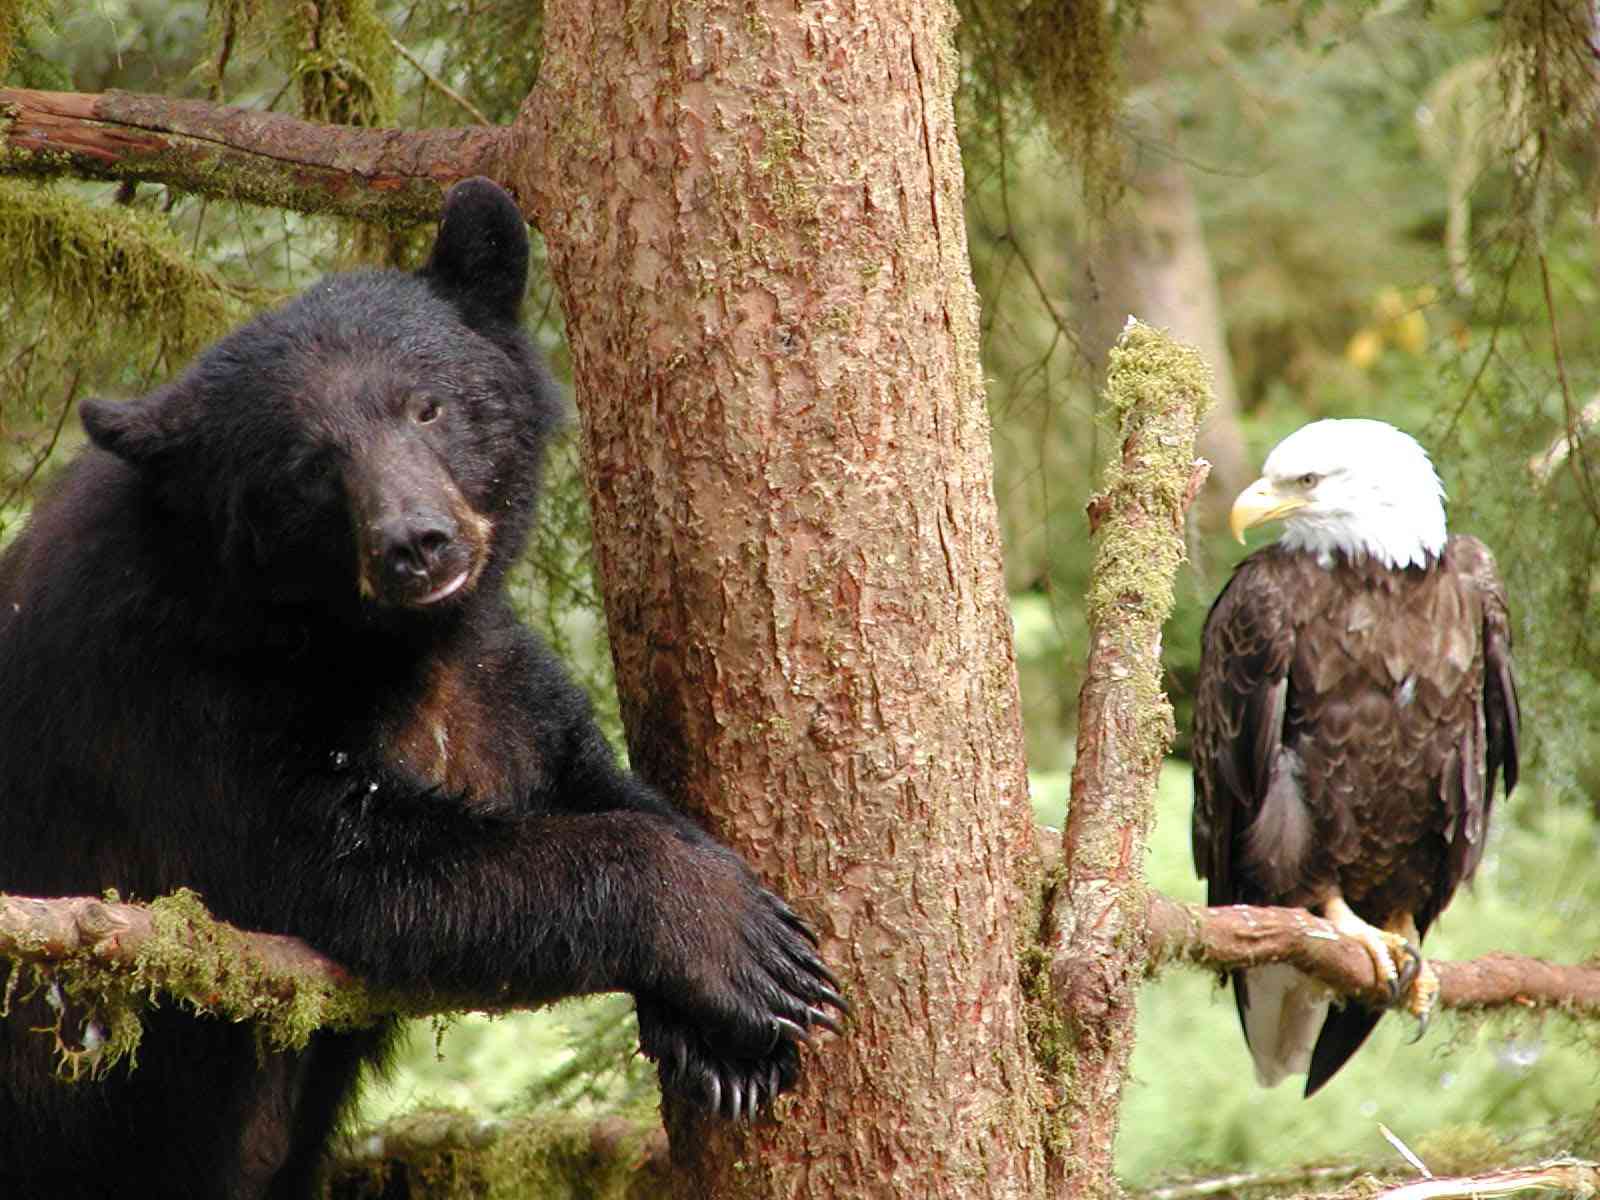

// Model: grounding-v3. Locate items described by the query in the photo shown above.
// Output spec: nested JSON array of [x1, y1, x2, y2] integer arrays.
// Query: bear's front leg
[[288, 789, 845, 1118]]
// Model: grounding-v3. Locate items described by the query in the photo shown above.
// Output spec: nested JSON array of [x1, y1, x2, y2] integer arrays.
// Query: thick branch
[[0, 893, 350, 989], [0, 88, 513, 223], [0, 892, 553, 1063], [1145, 893, 1600, 1014]]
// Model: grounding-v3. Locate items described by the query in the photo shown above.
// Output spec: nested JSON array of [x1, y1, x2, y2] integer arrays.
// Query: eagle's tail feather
[[1304, 1003, 1382, 1096], [1236, 964, 1331, 1089]]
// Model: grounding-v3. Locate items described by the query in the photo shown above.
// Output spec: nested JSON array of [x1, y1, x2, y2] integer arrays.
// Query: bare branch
[[1145, 893, 1600, 1014], [0, 89, 515, 224]]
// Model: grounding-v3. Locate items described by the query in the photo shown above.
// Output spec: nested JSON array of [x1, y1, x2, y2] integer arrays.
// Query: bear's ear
[[420, 177, 530, 328], [81, 388, 188, 466]]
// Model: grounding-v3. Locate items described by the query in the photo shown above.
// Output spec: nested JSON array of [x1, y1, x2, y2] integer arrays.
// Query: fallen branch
[[0, 88, 512, 223], [1375, 1159, 1599, 1200], [1146, 893, 1600, 1014], [1139, 1162, 1371, 1200]]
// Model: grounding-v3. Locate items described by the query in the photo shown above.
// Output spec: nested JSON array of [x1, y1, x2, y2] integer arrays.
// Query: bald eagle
[[1192, 418, 1520, 1095]]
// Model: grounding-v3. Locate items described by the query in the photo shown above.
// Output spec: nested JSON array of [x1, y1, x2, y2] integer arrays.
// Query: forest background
[[1, 0, 1597, 1191]]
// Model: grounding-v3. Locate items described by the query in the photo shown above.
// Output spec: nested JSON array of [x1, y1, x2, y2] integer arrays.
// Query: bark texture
[[519, 2, 1042, 1196], [1048, 322, 1213, 1198]]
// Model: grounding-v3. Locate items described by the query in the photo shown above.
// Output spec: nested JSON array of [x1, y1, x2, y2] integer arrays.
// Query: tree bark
[[518, 2, 1043, 1196]]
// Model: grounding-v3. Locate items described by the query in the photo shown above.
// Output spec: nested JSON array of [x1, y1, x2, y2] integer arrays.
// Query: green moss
[[334, 1109, 664, 1199], [1087, 320, 1214, 779], [279, 0, 395, 129], [744, 100, 820, 245], [135, 889, 372, 1056], [1015, 0, 1124, 213], [0, 178, 236, 361], [955, 0, 1136, 210], [1019, 862, 1078, 1157], [6, 889, 396, 1083]]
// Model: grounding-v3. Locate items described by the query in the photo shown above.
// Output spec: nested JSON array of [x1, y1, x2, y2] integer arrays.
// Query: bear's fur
[[0, 178, 843, 1200]]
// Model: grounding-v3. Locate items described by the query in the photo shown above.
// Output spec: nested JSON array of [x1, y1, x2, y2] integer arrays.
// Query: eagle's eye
[[1297, 472, 1320, 488]]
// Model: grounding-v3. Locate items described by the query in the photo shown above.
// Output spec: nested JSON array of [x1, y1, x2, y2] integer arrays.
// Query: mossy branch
[[1144, 893, 1600, 1015], [1044, 319, 1214, 1197], [0, 88, 514, 224], [0, 891, 556, 1078], [327, 1111, 670, 1200]]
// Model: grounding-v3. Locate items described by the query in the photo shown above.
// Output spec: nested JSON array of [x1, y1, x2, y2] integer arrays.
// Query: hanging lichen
[[1497, 0, 1597, 172], [202, 0, 395, 126], [280, 0, 395, 129], [956, 0, 1139, 212], [1014, 0, 1128, 214]]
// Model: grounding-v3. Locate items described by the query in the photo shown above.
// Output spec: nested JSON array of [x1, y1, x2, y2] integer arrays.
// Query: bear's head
[[80, 178, 560, 627]]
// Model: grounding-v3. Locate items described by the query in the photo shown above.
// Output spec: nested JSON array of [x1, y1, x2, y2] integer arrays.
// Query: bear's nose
[[381, 518, 455, 583]]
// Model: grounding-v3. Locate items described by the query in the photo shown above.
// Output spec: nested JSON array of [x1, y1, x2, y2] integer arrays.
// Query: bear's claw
[[636, 887, 846, 1120]]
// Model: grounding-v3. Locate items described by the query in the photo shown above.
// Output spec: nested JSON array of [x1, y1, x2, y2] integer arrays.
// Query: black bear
[[0, 178, 844, 1200]]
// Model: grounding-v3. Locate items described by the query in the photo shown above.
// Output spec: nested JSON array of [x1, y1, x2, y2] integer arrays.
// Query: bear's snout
[[348, 436, 490, 609], [378, 512, 458, 586]]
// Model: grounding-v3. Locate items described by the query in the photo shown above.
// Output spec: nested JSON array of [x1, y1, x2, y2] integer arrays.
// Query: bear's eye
[[417, 400, 443, 425]]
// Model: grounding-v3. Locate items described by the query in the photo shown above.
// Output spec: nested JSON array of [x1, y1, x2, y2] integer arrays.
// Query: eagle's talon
[[1392, 939, 1423, 1000], [1404, 959, 1440, 1040]]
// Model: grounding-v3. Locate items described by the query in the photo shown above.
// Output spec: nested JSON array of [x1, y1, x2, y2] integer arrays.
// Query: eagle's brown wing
[[1430, 534, 1520, 927], [1192, 546, 1299, 911]]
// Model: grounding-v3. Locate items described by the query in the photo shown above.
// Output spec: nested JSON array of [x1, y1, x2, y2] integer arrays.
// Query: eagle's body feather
[[1194, 422, 1519, 1095]]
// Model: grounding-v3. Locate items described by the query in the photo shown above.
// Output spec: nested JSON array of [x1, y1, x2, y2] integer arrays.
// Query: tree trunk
[[518, 1, 1045, 1195]]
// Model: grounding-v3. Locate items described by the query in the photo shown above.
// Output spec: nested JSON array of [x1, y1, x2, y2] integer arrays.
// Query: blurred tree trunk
[[1076, 139, 1251, 530], [518, 2, 1047, 1196]]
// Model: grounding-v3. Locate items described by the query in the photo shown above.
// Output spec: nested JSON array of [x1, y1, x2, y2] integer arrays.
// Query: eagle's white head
[[1230, 418, 1447, 570]]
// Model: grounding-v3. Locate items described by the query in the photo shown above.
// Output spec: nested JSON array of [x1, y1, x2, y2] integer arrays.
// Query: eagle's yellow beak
[[1229, 477, 1310, 544]]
